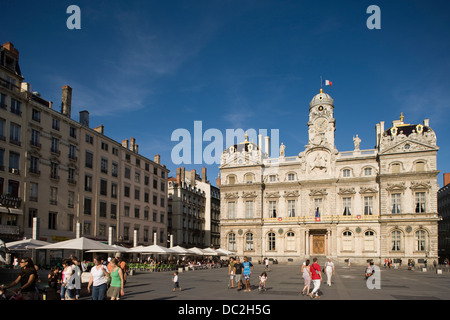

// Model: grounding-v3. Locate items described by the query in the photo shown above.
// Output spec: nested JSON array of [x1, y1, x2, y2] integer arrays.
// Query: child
[[258, 272, 268, 292], [172, 271, 181, 292]]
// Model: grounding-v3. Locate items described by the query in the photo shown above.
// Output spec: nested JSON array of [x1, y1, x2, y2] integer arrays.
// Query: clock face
[[314, 118, 327, 132]]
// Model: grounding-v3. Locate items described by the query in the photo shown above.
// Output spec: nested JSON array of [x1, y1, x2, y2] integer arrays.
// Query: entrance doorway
[[309, 229, 327, 256], [312, 235, 325, 255]]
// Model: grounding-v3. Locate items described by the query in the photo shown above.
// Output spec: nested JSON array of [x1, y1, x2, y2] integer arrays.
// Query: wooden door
[[312, 235, 325, 255]]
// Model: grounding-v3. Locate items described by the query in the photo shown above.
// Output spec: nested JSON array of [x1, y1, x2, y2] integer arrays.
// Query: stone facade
[[219, 89, 440, 265], [168, 167, 221, 248], [0, 42, 169, 250]]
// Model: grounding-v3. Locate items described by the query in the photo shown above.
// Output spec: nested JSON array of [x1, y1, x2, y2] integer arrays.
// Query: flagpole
[[320, 76, 323, 89]]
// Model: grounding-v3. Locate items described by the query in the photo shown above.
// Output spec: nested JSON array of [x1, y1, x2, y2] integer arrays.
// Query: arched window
[[245, 233, 254, 251], [228, 233, 236, 251], [391, 163, 401, 174], [415, 161, 425, 172], [343, 169, 351, 177], [364, 167, 373, 176], [364, 230, 375, 251], [228, 175, 236, 185], [245, 173, 253, 183], [287, 173, 296, 181], [342, 231, 353, 251], [268, 232, 276, 251], [391, 230, 402, 251], [286, 232, 295, 251], [415, 230, 426, 251]]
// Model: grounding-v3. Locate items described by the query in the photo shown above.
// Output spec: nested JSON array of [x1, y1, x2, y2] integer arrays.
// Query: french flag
[[315, 208, 321, 221], [322, 79, 332, 87]]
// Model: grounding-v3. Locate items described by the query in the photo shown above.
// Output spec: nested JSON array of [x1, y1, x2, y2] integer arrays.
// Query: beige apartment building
[[219, 88, 440, 265], [168, 167, 220, 248], [0, 42, 169, 253]]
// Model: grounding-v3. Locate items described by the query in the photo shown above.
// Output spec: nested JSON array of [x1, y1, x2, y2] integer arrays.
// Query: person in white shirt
[[71, 256, 82, 300], [87, 256, 110, 300], [325, 258, 335, 286], [172, 271, 181, 292]]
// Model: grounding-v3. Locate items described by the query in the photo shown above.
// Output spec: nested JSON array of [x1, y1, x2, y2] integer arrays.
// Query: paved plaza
[[77, 261, 450, 301]]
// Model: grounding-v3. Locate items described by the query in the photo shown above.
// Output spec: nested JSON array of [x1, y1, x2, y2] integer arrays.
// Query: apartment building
[[0, 42, 169, 249], [168, 167, 220, 248]]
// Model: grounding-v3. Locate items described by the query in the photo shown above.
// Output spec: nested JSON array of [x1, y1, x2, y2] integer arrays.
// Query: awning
[[0, 206, 8, 213], [8, 208, 23, 215]]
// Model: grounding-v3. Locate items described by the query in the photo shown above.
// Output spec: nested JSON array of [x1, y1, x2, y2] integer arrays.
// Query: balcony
[[9, 138, 21, 147], [0, 224, 19, 235], [0, 77, 23, 96]]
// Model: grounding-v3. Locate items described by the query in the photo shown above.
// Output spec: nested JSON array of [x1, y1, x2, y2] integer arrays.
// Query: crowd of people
[[1, 254, 129, 300], [3, 253, 449, 300]]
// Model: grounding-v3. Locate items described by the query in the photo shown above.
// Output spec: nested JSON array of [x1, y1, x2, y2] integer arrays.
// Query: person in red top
[[309, 258, 322, 299]]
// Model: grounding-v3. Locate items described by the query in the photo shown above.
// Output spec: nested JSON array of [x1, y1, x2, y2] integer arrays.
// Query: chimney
[[130, 137, 136, 152], [181, 167, 185, 184], [2, 42, 19, 58], [190, 169, 196, 184], [258, 134, 263, 152], [202, 167, 207, 182], [176, 167, 181, 185], [79, 110, 89, 127], [423, 119, 430, 127], [21, 82, 30, 93], [122, 139, 129, 149], [216, 174, 221, 187], [444, 173, 450, 187], [154, 154, 160, 164], [61, 85, 72, 117], [264, 136, 270, 157], [94, 124, 104, 134]]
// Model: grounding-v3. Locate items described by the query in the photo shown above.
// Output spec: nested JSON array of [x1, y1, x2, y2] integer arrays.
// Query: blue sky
[[2, 0, 450, 187]]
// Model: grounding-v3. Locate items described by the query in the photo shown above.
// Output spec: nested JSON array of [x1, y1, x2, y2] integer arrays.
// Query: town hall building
[[219, 88, 440, 265]]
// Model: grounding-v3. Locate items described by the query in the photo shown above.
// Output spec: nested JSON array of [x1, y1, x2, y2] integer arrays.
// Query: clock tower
[[299, 88, 338, 176], [307, 88, 336, 149]]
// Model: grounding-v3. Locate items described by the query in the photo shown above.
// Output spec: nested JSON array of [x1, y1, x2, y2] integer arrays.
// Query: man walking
[[309, 258, 322, 299], [325, 258, 335, 286]]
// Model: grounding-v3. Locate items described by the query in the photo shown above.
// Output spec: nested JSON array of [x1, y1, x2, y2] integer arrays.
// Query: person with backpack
[[309, 257, 322, 299]]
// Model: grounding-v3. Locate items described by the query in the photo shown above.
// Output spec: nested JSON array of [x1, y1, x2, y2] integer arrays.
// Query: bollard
[[437, 269, 442, 275], [422, 268, 427, 272]]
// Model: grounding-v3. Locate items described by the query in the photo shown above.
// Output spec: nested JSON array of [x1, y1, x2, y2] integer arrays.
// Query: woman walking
[[107, 258, 124, 300], [87, 256, 110, 300], [301, 259, 312, 296], [61, 259, 75, 300]]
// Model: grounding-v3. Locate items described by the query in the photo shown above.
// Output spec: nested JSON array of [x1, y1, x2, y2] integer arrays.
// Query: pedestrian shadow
[[125, 289, 154, 298], [155, 296, 177, 300], [125, 283, 150, 289]]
